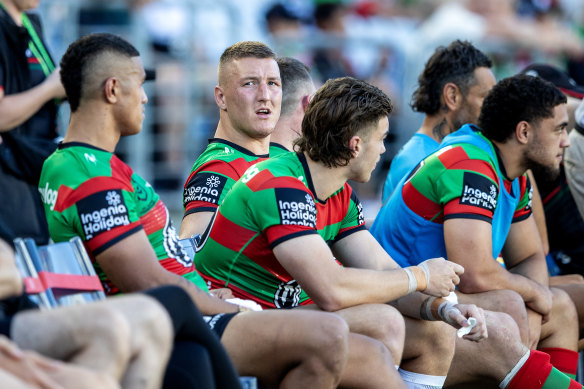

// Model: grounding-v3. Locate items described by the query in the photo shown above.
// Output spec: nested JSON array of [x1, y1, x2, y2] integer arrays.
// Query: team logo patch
[[183, 173, 227, 206], [274, 280, 302, 308], [459, 172, 498, 211], [275, 188, 317, 228], [77, 190, 130, 239]]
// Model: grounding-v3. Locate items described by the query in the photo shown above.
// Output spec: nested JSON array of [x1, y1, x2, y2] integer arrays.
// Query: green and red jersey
[[39, 142, 197, 294], [400, 140, 532, 225], [195, 152, 366, 309], [183, 139, 269, 216], [371, 125, 533, 268]]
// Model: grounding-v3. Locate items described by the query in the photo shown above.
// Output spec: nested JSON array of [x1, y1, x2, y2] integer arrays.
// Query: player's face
[[118, 57, 148, 137], [524, 103, 570, 180], [351, 116, 389, 183], [452, 67, 496, 131], [220, 57, 282, 140]]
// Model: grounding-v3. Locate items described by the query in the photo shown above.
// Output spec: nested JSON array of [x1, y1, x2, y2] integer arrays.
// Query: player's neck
[[65, 110, 120, 153], [304, 154, 347, 201], [214, 121, 270, 155], [1, 1, 24, 26], [270, 120, 298, 151], [419, 115, 452, 143], [490, 140, 524, 180]]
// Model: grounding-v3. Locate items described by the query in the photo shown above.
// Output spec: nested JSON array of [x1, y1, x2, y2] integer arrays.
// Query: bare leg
[[316, 303, 405, 364], [401, 317, 455, 376], [221, 309, 349, 389], [538, 287, 579, 351], [551, 281, 584, 342], [446, 310, 526, 389], [11, 295, 173, 389], [458, 289, 530, 345]]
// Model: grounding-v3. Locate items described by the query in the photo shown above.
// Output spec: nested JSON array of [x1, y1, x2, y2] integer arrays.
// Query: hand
[[44, 69, 66, 99], [525, 282, 552, 317], [419, 257, 464, 297], [209, 288, 234, 300], [447, 304, 488, 342], [0, 336, 63, 389]]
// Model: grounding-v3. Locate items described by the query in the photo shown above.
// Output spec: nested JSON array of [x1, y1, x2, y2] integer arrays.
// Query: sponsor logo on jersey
[[459, 172, 498, 211], [77, 190, 130, 239], [183, 173, 227, 206], [39, 182, 58, 211], [275, 188, 317, 228], [274, 279, 302, 308]]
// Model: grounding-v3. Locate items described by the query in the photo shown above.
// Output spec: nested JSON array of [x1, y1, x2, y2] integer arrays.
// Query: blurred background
[[36, 0, 584, 224]]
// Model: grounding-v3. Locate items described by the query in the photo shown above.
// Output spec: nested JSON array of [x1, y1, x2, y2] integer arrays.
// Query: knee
[[370, 304, 405, 361], [310, 313, 350, 377], [551, 287, 578, 323], [88, 305, 132, 361], [118, 295, 174, 355], [484, 311, 524, 354], [420, 320, 456, 357]]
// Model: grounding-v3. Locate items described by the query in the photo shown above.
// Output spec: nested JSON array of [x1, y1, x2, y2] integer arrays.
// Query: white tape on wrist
[[403, 268, 417, 294], [418, 261, 431, 287]]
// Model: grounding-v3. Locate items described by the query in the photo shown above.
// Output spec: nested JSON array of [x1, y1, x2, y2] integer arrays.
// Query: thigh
[[219, 310, 347, 381]]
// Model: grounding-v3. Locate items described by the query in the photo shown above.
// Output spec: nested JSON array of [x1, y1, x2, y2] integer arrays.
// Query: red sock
[[540, 347, 579, 378], [507, 350, 553, 389]]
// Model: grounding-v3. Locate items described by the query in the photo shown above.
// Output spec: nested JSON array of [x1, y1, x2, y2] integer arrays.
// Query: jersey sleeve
[[436, 159, 500, 223], [182, 160, 237, 216], [248, 184, 319, 249], [512, 173, 533, 223], [335, 189, 366, 242], [55, 179, 143, 256]]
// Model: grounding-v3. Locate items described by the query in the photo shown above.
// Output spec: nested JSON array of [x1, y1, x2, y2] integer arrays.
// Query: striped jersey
[[195, 152, 366, 309], [39, 142, 196, 294], [183, 138, 269, 216]]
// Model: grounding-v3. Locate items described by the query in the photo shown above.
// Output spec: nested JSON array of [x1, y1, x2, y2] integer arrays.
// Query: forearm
[[311, 266, 419, 311], [459, 266, 543, 304], [0, 82, 58, 132], [507, 253, 549, 286], [173, 275, 240, 315]]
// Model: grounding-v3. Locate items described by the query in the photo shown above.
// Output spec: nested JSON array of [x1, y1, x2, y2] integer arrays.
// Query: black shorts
[[205, 312, 238, 338]]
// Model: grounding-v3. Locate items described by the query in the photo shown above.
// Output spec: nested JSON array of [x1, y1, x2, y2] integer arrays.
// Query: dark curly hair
[[478, 74, 566, 142], [60, 33, 139, 112], [411, 40, 492, 115], [296, 77, 393, 168]]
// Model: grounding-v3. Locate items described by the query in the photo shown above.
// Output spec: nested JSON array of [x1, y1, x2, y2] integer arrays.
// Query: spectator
[[0, 0, 66, 245]]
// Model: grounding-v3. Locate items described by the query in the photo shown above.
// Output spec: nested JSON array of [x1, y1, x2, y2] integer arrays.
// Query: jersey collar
[[209, 138, 269, 158]]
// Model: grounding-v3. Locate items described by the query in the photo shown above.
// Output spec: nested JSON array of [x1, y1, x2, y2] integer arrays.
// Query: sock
[[540, 347, 579, 379], [502, 350, 582, 389], [398, 369, 446, 389]]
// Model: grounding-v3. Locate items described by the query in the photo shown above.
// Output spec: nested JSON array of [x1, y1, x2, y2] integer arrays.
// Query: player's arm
[[444, 217, 551, 316], [179, 212, 214, 239], [96, 230, 239, 315], [273, 233, 462, 312], [0, 69, 65, 132], [331, 229, 400, 271]]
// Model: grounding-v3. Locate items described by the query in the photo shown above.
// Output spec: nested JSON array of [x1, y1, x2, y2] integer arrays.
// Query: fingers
[[446, 260, 464, 275], [0, 336, 24, 360]]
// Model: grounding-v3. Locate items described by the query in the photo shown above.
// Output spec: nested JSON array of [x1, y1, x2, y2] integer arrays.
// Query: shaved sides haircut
[[277, 57, 313, 117], [217, 41, 276, 84], [60, 33, 139, 112]]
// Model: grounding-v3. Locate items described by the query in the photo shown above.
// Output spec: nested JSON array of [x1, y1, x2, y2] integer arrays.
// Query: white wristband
[[403, 268, 417, 294]]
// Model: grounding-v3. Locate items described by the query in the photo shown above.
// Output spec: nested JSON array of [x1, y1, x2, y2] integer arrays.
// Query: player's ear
[[349, 135, 361, 157], [215, 85, 227, 111], [515, 121, 530, 145], [104, 77, 120, 104], [443, 82, 462, 111]]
